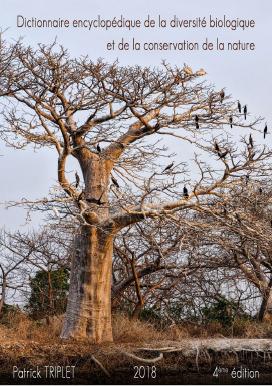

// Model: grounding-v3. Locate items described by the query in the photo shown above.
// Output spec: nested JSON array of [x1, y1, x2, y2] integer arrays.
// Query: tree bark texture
[[61, 156, 114, 342], [61, 226, 113, 342]]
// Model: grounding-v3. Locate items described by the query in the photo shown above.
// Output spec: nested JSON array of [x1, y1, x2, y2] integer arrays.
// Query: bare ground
[[0, 338, 271, 384], [0, 313, 272, 384]]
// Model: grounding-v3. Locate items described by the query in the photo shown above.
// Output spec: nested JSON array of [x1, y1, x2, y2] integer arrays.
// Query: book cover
[[0, 0, 271, 384]]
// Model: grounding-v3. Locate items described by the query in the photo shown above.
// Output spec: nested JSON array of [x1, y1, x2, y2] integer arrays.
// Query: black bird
[[259, 187, 263, 194], [183, 186, 189, 198], [195, 115, 199, 129], [220, 89, 225, 103], [249, 134, 253, 148], [219, 150, 228, 159], [96, 143, 101, 153], [243, 105, 247, 120], [238, 100, 241, 113], [117, 141, 125, 149], [229, 116, 233, 128], [163, 162, 174, 173], [245, 174, 249, 185], [111, 176, 120, 188], [264, 124, 268, 139], [86, 193, 105, 206], [75, 172, 80, 188], [77, 191, 85, 202], [214, 141, 220, 153]]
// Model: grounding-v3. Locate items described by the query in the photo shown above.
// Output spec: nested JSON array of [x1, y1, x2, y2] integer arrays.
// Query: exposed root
[[202, 348, 212, 368], [121, 351, 163, 363], [91, 355, 110, 377], [128, 340, 272, 371], [195, 347, 200, 372], [137, 346, 178, 352]]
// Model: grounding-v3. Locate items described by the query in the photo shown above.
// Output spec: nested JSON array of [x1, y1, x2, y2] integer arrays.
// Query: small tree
[[0, 230, 31, 314], [188, 181, 272, 321], [202, 297, 247, 327], [27, 268, 69, 319]]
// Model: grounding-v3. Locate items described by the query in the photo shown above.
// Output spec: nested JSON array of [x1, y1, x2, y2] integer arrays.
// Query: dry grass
[[112, 313, 161, 342], [0, 311, 63, 343], [0, 310, 271, 344], [232, 318, 272, 338], [112, 313, 194, 342]]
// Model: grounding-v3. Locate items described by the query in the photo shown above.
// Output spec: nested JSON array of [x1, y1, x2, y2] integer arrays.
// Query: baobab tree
[[0, 38, 269, 343]]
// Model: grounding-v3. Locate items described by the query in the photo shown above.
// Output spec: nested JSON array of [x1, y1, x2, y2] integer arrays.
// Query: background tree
[[0, 227, 71, 314], [27, 267, 69, 320], [0, 39, 269, 342], [189, 180, 272, 321], [0, 230, 32, 314]]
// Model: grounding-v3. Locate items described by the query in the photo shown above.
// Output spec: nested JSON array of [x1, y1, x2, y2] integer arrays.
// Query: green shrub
[[201, 297, 248, 327], [27, 268, 69, 319]]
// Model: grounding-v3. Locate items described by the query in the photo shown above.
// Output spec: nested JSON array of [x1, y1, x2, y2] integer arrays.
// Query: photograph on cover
[[0, 0, 272, 384]]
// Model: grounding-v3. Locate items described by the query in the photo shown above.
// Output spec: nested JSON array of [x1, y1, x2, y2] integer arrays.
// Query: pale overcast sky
[[1, 0, 272, 230]]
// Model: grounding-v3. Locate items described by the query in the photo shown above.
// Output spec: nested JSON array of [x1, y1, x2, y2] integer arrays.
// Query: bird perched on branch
[[96, 143, 101, 153], [264, 124, 268, 139], [75, 171, 80, 188], [195, 115, 199, 129], [243, 105, 247, 120], [237, 100, 241, 113], [214, 141, 220, 154], [86, 192, 105, 206], [220, 89, 225, 103], [183, 186, 189, 198], [77, 191, 85, 202], [195, 68, 206, 76], [183, 64, 193, 76], [229, 116, 233, 128], [52, 207, 60, 218], [245, 174, 250, 185], [111, 176, 120, 188], [249, 134, 253, 148], [163, 162, 174, 173], [219, 150, 228, 159], [117, 141, 125, 149]]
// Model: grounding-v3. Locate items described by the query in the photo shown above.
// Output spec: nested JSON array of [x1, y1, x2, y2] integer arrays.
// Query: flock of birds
[[69, 75, 268, 211], [195, 90, 268, 139], [73, 144, 190, 205]]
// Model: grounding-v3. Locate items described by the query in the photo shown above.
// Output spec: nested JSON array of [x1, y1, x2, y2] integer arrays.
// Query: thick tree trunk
[[61, 153, 115, 342], [0, 276, 7, 315], [258, 287, 272, 321], [0, 298, 3, 315], [61, 225, 113, 342]]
